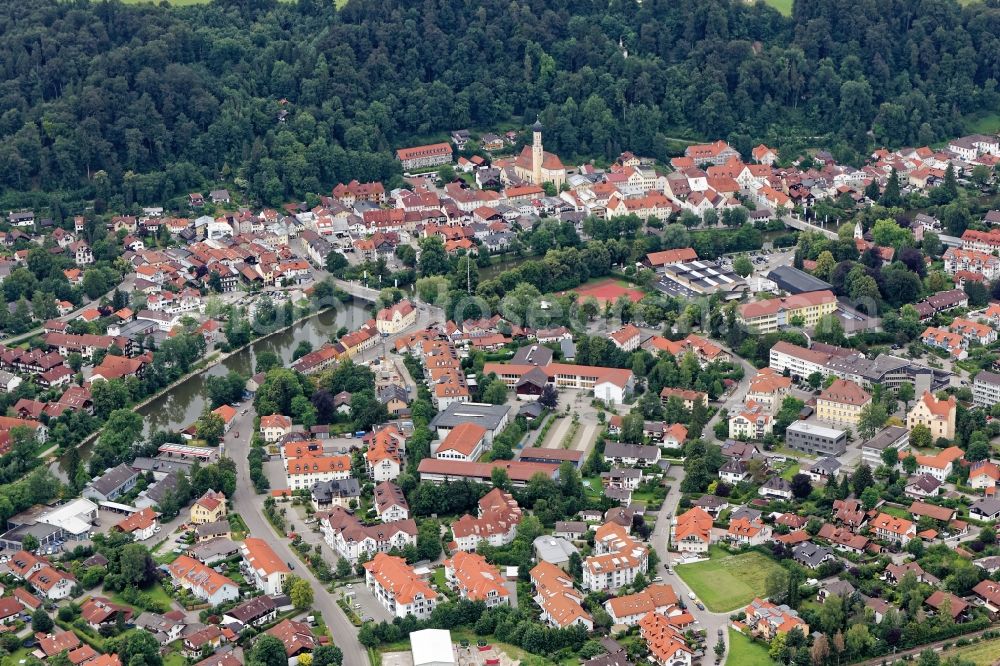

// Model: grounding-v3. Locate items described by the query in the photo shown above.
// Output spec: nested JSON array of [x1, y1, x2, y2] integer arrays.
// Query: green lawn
[[2, 646, 33, 666], [965, 112, 1000, 136], [676, 547, 785, 612], [728, 629, 776, 666], [110, 583, 175, 612], [162, 651, 187, 666], [760, 0, 793, 16], [941, 637, 1000, 665], [780, 462, 800, 481]]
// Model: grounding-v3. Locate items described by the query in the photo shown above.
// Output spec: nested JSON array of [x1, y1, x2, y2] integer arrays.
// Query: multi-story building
[[320, 507, 417, 563], [443, 551, 509, 608], [907, 446, 965, 483], [604, 584, 682, 627], [785, 422, 848, 456], [450, 489, 522, 552], [870, 513, 916, 546], [921, 326, 967, 359], [816, 379, 870, 427], [285, 455, 352, 491], [433, 422, 487, 461], [364, 553, 438, 619], [943, 247, 1000, 280], [190, 489, 227, 525], [949, 318, 997, 346], [737, 290, 837, 333], [375, 300, 416, 335], [241, 538, 291, 596], [670, 507, 712, 553], [906, 391, 957, 441], [482, 362, 635, 405], [259, 414, 292, 443], [364, 424, 406, 482], [583, 522, 648, 592], [744, 598, 809, 640], [609, 324, 641, 352], [373, 481, 409, 522], [728, 402, 773, 440], [640, 612, 694, 666], [395, 143, 453, 171], [745, 368, 791, 413], [973, 370, 1000, 409], [860, 426, 909, 468], [167, 556, 240, 605], [530, 560, 593, 630]]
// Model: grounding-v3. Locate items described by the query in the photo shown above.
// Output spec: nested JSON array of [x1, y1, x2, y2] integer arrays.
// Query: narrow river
[[54, 298, 371, 475]]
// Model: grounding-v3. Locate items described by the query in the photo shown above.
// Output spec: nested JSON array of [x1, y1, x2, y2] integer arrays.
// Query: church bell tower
[[531, 117, 544, 185]]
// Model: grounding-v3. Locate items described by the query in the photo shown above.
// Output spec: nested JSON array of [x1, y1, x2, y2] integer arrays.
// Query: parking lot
[[341, 581, 392, 623]]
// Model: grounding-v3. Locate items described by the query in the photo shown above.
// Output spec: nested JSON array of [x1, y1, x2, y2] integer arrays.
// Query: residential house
[[907, 391, 957, 441], [364, 552, 439, 619], [241, 537, 291, 596]]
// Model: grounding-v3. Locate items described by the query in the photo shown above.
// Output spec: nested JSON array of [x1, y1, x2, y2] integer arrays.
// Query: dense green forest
[[0, 0, 998, 209]]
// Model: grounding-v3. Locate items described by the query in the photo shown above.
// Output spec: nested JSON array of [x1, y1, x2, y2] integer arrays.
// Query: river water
[[55, 298, 371, 474]]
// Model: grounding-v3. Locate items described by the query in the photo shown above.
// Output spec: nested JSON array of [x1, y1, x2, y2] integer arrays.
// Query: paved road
[[225, 417, 370, 666], [650, 467, 732, 663], [221, 301, 442, 666], [704, 344, 758, 441]]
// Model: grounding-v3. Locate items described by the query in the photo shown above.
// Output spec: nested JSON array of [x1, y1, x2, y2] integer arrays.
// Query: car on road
[[717, 628, 724, 637], [688, 592, 697, 600], [287, 561, 295, 570], [696, 602, 705, 611], [652, 576, 663, 582]]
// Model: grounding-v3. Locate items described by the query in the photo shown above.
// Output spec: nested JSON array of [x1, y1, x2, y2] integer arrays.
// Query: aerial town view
[[1, 1, 1000, 666]]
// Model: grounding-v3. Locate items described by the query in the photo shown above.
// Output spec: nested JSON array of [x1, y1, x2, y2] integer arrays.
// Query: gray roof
[[312, 478, 361, 503], [378, 384, 410, 404], [974, 370, 1000, 387], [195, 520, 231, 538], [554, 521, 587, 534], [511, 344, 553, 366], [603, 442, 660, 461], [762, 476, 793, 492], [560, 338, 576, 359], [862, 426, 909, 451], [823, 580, 857, 598], [130, 457, 194, 476], [532, 535, 578, 564], [767, 265, 832, 295], [224, 595, 277, 623], [142, 472, 179, 505], [519, 401, 544, 419], [810, 457, 842, 474], [730, 507, 762, 523], [970, 497, 1000, 516], [792, 542, 833, 568], [429, 402, 511, 432], [87, 463, 138, 498], [693, 495, 728, 509], [189, 537, 240, 562]]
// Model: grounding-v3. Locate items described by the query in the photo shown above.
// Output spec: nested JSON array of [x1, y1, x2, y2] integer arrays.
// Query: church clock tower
[[531, 117, 544, 185]]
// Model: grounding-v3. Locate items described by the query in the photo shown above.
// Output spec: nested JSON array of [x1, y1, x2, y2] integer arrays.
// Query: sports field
[[675, 546, 786, 612], [571, 278, 645, 307]]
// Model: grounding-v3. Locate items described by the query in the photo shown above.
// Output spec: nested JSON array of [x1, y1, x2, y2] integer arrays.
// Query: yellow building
[[512, 120, 567, 189], [906, 391, 957, 441], [190, 489, 227, 525], [737, 290, 838, 334], [816, 379, 871, 427]]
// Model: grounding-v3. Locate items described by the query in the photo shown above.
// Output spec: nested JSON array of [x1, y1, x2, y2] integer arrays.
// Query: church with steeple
[[512, 119, 567, 189]]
